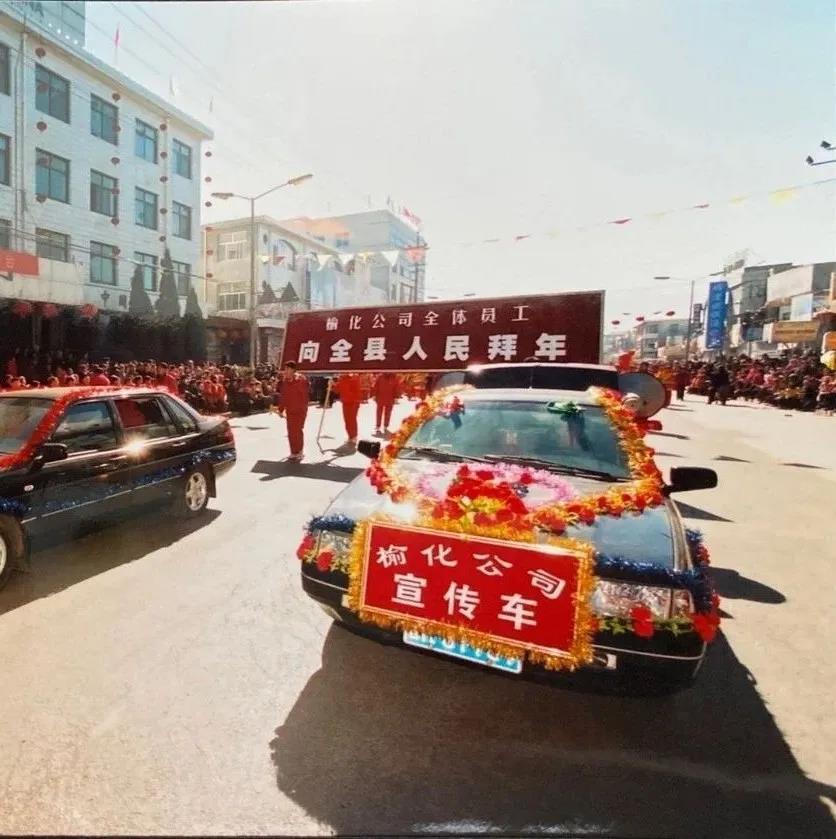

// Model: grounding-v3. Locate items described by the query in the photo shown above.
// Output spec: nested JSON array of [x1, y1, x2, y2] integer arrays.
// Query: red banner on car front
[[352, 521, 595, 666], [281, 291, 603, 372]]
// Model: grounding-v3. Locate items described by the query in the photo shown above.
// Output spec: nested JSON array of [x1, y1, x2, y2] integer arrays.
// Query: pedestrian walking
[[334, 372, 362, 444], [278, 361, 310, 461], [373, 372, 400, 436], [673, 363, 689, 401]]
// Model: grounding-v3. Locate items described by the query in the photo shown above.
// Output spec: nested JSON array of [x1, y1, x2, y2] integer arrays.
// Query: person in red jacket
[[90, 366, 110, 386], [157, 363, 178, 394], [278, 361, 309, 461], [334, 372, 362, 444], [373, 372, 400, 436]]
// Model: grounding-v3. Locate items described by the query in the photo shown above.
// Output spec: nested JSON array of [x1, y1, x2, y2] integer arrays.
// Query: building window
[[218, 292, 247, 311], [0, 133, 9, 185], [0, 43, 9, 96], [217, 231, 247, 260], [0, 219, 10, 249], [90, 241, 118, 286], [35, 64, 70, 123], [135, 251, 158, 291], [134, 187, 158, 230], [135, 119, 158, 163], [35, 228, 70, 262], [35, 149, 70, 203], [172, 259, 191, 295], [172, 201, 191, 239], [90, 170, 118, 217], [172, 139, 192, 179], [90, 94, 118, 145]]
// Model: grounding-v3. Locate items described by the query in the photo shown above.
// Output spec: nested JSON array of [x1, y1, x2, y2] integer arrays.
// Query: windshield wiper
[[399, 446, 489, 464], [481, 454, 628, 482]]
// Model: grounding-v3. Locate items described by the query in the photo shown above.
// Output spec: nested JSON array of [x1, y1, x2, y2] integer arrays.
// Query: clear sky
[[86, 0, 836, 322]]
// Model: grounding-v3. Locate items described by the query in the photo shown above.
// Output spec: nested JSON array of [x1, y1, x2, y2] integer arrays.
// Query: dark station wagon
[[0, 387, 236, 589]]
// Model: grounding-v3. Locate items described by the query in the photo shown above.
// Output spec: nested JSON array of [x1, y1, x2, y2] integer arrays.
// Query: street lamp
[[211, 173, 313, 366]]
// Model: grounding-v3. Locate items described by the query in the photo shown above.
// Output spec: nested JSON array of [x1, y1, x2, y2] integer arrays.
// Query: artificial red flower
[[457, 464, 471, 477], [296, 534, 316, 561], [691, 611, 720, 642], [475, 469, 495, 481], [473, 512, 493, 527], [519, 472, 534, 485], [630, 605, 655, 638], [316, 551, 334, 573]]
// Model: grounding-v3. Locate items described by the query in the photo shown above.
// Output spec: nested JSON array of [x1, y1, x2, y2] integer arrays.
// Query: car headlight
[[314, 530, 352, 573], [590, 580, 672, 619]]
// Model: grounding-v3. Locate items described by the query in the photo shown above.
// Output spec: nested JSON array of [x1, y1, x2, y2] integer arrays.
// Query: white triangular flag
[[316, 253, 332, 269], [338, 253, 354, 267], [381, 250, 400, 267]]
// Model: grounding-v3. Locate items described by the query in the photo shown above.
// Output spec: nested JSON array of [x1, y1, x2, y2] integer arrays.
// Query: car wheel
[[0, 516, 25, 591], [175, 467, 211, 517]]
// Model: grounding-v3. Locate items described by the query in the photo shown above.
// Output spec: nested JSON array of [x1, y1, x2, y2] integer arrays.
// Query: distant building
[[632, 318, 689, 360], [202, 216, 338, 363], [0, 2, 212, 360], [286, 208, 426, 304]]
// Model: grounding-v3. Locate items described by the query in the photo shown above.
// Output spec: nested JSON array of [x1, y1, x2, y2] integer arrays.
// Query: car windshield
[[0, 398, 51, 455], [401, 399, 631, 479]]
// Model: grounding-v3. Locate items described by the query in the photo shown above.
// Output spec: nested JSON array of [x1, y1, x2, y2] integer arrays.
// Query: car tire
[[0, 515, 25, 591], [174, 466, 211, 517]]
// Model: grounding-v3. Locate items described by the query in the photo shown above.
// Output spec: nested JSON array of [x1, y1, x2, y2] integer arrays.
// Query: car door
[[112, 395, 197, 505], [32, 399, 131, 533]]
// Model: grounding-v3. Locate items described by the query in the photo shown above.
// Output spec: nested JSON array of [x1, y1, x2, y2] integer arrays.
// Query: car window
[[163, 396, 199, 433], [0, 398, 51, 454], [52, 401, 118, 455], [115, 397, 176, 441]]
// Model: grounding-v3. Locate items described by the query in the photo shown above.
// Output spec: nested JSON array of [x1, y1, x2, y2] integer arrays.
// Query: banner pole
[[316, 378, 333, 453]]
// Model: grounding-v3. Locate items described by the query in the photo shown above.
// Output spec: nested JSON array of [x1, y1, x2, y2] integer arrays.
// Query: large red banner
[[0, 250, 39, 276], [281, 291, 603, 372], [357, 522, 591, 660]]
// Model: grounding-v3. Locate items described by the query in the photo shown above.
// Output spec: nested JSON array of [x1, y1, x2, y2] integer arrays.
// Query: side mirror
[[357, 439, 381, 459], [666, 466, 717, 494], [37, 442, 68, 464]]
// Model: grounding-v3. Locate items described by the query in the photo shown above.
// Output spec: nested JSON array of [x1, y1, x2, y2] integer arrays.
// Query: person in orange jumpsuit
[[373, 372, 400, 436], [334, 372, 362, 444], [278, 361, 309, 461]]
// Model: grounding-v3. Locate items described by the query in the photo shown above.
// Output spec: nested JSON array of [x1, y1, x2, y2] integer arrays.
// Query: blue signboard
[[705, 280, 728, 350]]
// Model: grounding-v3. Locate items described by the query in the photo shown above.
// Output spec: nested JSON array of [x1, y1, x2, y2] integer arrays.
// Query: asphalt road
[[1, 396, 834, 837]]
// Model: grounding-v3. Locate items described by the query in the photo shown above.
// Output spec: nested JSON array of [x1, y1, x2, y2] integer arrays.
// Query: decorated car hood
[[322, 460, 677, 568]]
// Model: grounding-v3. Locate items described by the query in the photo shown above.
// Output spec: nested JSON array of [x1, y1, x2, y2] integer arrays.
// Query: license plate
[[403, 631, 523, 674]]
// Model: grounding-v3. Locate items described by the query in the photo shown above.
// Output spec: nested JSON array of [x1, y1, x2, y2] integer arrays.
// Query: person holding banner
[[334, 372, 362, 444], [278, 361, 310, 461], [373, 372, 400, 436]]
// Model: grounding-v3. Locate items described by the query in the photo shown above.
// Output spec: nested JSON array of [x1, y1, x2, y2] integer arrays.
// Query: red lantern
[[111, 217, 120, 225], [36, 120, 47, 131], [160, 175, 168, 182], [79, 303, 98, 319], [111, 157, 120, 165], [205, 150, 212, 158], [159, 235, 166, 242], [159, 123, 168, 131], [159, 207, 167, 214], [35, 46, 46, 58], [12, 301, 34, 318], [112, 92, 121, 101], [635, 316, 645, 322], [205, 249, 214, 256], [665, 310, 676, 317], [205, 201, 212, 207], [611, 319, 621, 326], [160, 151, 168, 159], [204, 176, 212, 183], [206, 272, 213, 279], [41, 303, 59, 319]]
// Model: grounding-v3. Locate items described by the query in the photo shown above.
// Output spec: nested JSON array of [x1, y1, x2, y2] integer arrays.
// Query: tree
[[259, 281, 278, 304], [155, 248, 182, 320], [183, 277, 207, 361], [128, 263, 154, 318]]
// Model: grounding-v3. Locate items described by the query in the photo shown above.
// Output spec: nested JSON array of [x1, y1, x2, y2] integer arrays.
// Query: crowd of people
[[641, 351, 836, 413]]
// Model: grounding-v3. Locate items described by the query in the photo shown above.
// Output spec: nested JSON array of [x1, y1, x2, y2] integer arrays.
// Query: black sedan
[[0, 387, 236, 589], [299, 387, 718, 694]]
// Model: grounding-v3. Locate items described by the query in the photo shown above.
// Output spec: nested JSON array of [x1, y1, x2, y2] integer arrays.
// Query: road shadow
[[714, 455, 751, 463], [653, 451, 683, 458], [252, 458, 363, 485], [269, 626, 834, 837], [0, 509, 221, 617], [674, 501, 733, 522], [782, 462, 825, 470], [710, 567, 786, 605], [650, 430, 690, 440]]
